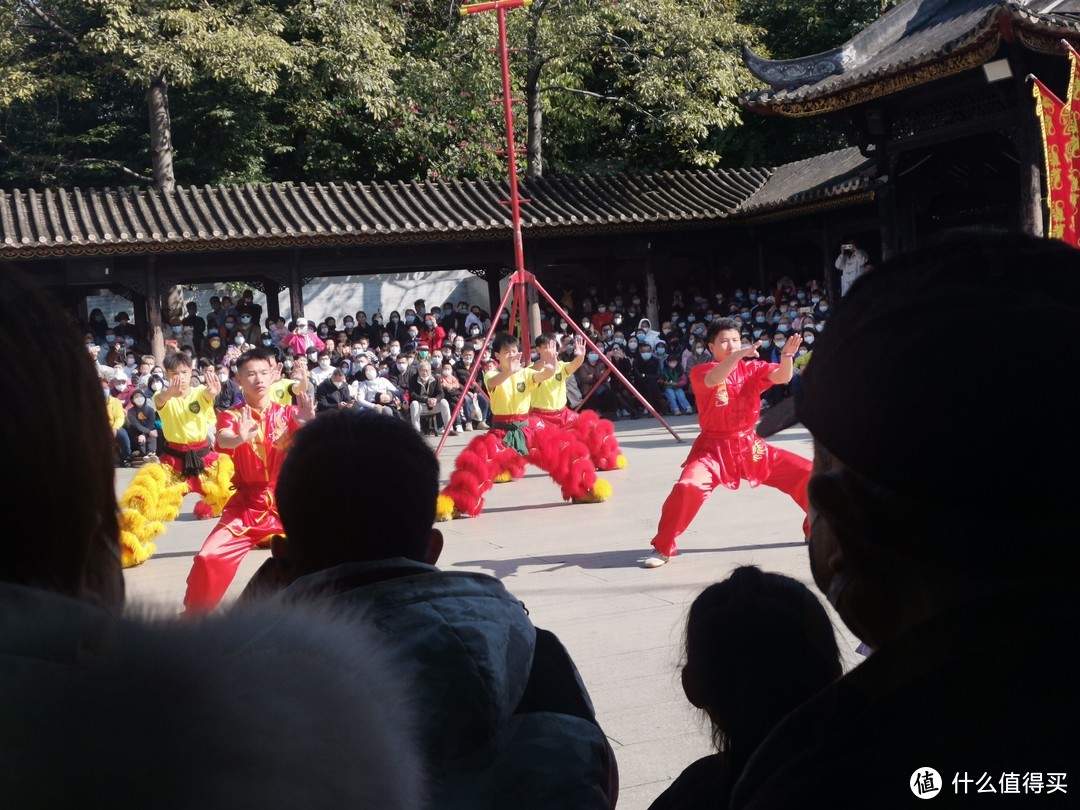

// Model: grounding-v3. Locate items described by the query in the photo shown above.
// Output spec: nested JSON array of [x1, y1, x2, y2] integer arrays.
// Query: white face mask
[[151, 382, 163, 391], [319, 359, 331, 369], [218, 372, 228, 383], [132, 396, 145, 407], [389, 347, 400, 357], [365, 369, 378, 380], [333, 380, 344, 389]]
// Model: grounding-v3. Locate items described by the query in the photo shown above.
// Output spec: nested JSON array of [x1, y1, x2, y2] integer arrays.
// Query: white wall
[[84, 269, 498, 325]]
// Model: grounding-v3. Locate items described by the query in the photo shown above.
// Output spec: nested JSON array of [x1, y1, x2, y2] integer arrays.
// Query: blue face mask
[[587, 353, 599, 363]]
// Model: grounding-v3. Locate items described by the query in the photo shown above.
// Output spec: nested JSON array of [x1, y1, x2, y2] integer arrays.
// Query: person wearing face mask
[[236, 311, 259, 344], [309, 351, 336, 388], [110, 372, 136, 411], [279, 318, 325, 357], [401, 322, 422, 353], [417, 311, 445, 350], [454, 347, 491, 430], [636, 318, 660, 347], [125, 387, 159, 463], [214, 365, 243, 411], [408, 361, 452, 437], [659, 356, 693, 416], [259, 332, 284, 363], [201, 328, 228, 365], [592, 303, 613, 332], [812, 297, 831, 322], [387, 353, 416, 394], [436, 362, 468, 434], [355, 361, 404, 416], [630, 343, 664, 415], [314, 366, 356, 413]]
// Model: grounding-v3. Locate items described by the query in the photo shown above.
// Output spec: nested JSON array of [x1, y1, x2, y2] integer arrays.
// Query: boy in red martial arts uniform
[[643, 318, 810, 568], [183, 347, 315, 611]]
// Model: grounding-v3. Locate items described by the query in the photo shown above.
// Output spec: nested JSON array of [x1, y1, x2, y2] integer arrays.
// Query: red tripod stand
[[436, 0, 682, 456]]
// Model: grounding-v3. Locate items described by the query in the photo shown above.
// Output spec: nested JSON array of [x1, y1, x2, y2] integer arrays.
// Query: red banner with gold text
[[1032, 42, 1080, 247]]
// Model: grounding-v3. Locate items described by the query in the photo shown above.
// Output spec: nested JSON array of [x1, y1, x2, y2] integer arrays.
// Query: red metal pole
[[496, 5, 526, 277], [530, 277, 683, 442]]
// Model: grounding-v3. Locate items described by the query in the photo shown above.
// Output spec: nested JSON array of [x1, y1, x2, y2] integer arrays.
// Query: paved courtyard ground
[[119, 414, 859, 809]]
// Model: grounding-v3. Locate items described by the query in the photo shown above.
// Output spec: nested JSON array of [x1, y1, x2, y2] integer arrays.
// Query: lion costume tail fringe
[[117, 456, 235, 568]]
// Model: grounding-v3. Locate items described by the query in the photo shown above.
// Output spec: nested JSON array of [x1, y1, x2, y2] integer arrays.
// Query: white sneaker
[[642, 551, 670, 568], [454, 425, 464, 434]]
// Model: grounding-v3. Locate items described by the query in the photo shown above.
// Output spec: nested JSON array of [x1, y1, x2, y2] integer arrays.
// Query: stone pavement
[[118, 414, 860, 810]]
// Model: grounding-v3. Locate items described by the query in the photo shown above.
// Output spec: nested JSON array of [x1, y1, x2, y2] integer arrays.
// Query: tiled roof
[[0, 169, 769, 259], [741, 0, 1080, 116], [737, 147, 877, 216]]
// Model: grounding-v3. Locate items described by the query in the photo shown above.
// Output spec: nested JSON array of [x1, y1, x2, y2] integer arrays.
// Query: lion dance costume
[[528, 358, 627, 473], [118, 385, 234, 568], [436, 363, 612, 521]]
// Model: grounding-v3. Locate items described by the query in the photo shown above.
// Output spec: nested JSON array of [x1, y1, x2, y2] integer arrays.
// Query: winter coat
[[278, 558, 617, 810]]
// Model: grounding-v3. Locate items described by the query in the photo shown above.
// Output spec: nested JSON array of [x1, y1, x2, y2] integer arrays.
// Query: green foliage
[[0, 0, 889, 188], [737, 0, 883, 60]]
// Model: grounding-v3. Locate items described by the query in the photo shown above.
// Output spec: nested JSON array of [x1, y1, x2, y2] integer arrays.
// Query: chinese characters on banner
[[1032, 40, 1080, 248]]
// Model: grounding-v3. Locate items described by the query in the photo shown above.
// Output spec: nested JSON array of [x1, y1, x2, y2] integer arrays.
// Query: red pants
[[183, 487, 281, 612], [651, 443, 810, 557]]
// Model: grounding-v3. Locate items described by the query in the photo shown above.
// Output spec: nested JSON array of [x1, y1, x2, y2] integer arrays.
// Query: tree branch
[[17, 0, 81, 47], [539, 85, 656, 119], [540, 85, 621, 102], [65, 159, 155, 183]]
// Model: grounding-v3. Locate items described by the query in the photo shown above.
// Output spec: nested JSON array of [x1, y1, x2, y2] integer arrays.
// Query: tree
[[505, 0, 762, 177], [0, 0, 402, 189]]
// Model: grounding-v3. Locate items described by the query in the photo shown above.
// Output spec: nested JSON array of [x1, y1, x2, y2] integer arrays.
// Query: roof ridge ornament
[[742, 44, 851, 89]]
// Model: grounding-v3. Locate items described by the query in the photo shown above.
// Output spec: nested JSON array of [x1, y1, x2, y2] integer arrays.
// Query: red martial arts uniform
[[183, 402, 301, 612], [651, 359, 811, 557]]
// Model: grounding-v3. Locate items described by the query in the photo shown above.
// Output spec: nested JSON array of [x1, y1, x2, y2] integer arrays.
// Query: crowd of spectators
[[90, 281, 832, 466]]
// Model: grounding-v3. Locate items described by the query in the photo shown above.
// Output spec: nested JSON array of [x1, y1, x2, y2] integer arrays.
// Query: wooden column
[[644, 241, 659, 328], [288, 251, 305, 322], [1013, 50, 1045, 238], [265, 280, 282, 323], [486, 265, 503, 316], [878, 154, 900, 261], [146, 257, 165, 362]]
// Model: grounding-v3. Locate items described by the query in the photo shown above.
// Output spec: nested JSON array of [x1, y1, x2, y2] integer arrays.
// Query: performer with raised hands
[[529, 332, 626, 472], [643, 320, 811, 568], [183, 347, 315, 613], [437, 331, 611, 521]]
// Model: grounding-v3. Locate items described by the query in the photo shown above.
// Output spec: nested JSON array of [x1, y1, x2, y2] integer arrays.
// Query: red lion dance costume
[[436, 341, 612, 521]]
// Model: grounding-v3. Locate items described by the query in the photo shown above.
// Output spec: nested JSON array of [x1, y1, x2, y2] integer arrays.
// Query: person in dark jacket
[[241, 410, 618, 810], [214, 364, 243, 411], [124, 388, 160, 461], [314, 366, 356, 413], [731, 232, 1080, 810], [408, 361, 450, 435]]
